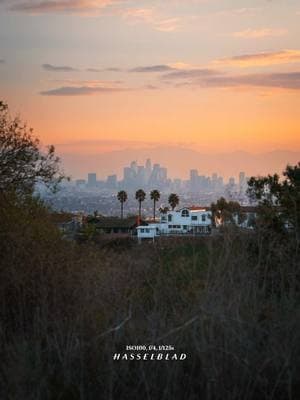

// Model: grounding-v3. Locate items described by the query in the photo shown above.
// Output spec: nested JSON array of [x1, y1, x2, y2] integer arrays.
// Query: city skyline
[[77, 158, 245, 190], [58, 146, 300, 181]]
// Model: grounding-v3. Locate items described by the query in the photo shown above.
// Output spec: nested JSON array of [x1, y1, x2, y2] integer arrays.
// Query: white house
[[136, 225, 159, 241], [137, 207, 212, 240]]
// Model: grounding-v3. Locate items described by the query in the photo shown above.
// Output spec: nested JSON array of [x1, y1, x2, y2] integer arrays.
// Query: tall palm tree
[[168, 193, 179, 210], [135, 189, 146, 219], [117, 190, 127, 219], [150, 189, 160, 221]]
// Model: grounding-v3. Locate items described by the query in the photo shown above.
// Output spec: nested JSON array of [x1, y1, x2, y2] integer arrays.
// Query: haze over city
[[1, 0, 300, 178]]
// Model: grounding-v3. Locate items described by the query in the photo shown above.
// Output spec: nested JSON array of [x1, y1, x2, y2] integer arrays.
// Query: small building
[[136, 225, 159, 241], [93, 216, 141, 235], [137, 207, 212, 240]]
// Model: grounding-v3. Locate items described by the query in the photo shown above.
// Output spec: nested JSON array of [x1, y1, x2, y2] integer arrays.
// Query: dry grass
[[0, 197, 299, 399]]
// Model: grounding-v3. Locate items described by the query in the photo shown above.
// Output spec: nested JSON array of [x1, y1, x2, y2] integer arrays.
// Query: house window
[[181, 209, 189, 217], [168, 225, 172, 229], [183, 225, 188, 230], [202, 215, 206, 222], [146, 228, 150, 233], [168, 214, 172, 222], [140, 228, 145, 233], [192, 216, 198, 221]]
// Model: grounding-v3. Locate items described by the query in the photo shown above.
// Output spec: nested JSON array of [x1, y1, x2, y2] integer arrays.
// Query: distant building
[[173, 178, 182, 192], [130, 161, 138, 174], [107, 174, 117, 189], [145, 158, 152, 181], [76, 179, 86, 187], [238, 171, 247, 194], [88, 173, 97, 186], [123, 167, 134, 181], [190, 169, 198, 192], [228, 177, 235, 186], [137, 166, 146, 185]]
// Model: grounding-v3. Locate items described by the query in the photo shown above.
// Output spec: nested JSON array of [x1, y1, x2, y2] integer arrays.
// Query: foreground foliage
[[0, 193, 299, 400], [0, 101, 64, 195]]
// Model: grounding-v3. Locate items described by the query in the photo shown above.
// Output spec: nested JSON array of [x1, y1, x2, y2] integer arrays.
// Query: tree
[[159, 206, 169, 214], [0, 101, 64, 196], [117, 190, 128, 219], [247, 162, 300, 236], [168, 193, 179, 210], [211, 197, 243, 226], [150, 189, 160, 220], [135, 189, 146, 219]]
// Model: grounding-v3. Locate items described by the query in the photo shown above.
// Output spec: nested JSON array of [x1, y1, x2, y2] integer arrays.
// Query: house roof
[[184, 206, 257, 213], [137, 225, 157, 229], [181, 206, 210, 211], [93, 216, 140, 229]]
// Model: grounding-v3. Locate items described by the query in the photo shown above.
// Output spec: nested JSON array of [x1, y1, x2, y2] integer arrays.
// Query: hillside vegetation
[[1, 193, 299, 400]]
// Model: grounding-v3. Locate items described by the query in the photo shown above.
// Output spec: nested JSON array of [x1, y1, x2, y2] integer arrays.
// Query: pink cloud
[[231, 28, 288, 39]]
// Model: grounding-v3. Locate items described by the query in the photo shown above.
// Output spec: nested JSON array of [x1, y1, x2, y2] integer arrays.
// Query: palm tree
[[168, 193, 179, 210], [150, 189, 160, 221], [159, 206, 169, 214], [117, 190, 127, 219], [135, 189, 146, 219]]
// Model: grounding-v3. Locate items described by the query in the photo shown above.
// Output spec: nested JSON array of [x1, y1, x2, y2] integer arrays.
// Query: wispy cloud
[[122, 7, 154, 23], [161, 69, 300, 91], [40, 85, 129, 96], [144, 84, 159, 90], [40, 76, 128, 96], [216, 7, 260, 17], [47, 78, 123, 85], [215, 50, 300, 68], [154, 17, 181, 32], [5, 1, 188, 32], [85, 67, 122, 72], [129, 64, 174, 73], [0, 59, 5, 64], [42, 63, 78, 72], [105, 67, 122, 72], [208, 72, 300, 90], [43, 64, 122, 73], [122, 7, 182, 32], [86, 67, 102, 72], [9, 0, 118, 15], [129, 62, 197, 73], [231, 28, 287, 39], [162, 68, 222, 80]]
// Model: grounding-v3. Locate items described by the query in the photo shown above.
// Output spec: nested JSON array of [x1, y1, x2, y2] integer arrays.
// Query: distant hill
[[57, 145, 300, 180]]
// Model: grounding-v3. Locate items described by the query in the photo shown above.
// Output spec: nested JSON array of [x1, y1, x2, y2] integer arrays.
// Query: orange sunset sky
[[1, 0, 300, 178]]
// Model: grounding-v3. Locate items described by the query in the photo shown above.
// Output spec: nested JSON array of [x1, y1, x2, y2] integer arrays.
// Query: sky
[[0, 0, 300, 177]]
